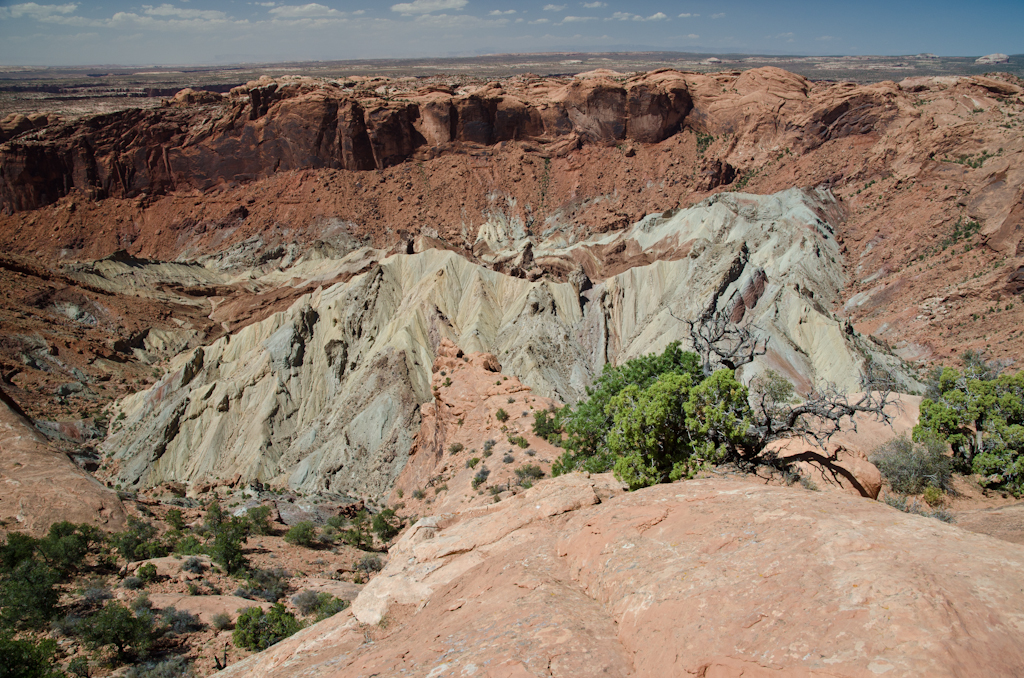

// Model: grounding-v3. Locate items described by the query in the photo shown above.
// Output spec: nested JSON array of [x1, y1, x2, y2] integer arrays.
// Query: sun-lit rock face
[[217, 474, 1024, 678], [103, 187, 912, 500]]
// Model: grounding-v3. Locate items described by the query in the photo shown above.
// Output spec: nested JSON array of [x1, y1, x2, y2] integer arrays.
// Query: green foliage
[[136, 563, 158, 584], [371, 508, 402, 543], [532, 408, 563, 443], [124, 657, 194, 678], [111, 517, 167, 562], [161, 606, 204, 635], [172, 534, 205, 557], [79, 601, 154, 663], [495, 408, 509, 423], [211, 612, 232, 631], [0, 533, 40, 573], [37, 522, 103, 575], [0, 633, 64, 678], [232, 604, 302, 651], [466, 457, 480, 469], [870, 434, 953, 494], [340, 511, 372, 551], [508, 435, 529, 448], [164, 509, 185, 531], [284, 521, 317, 547], [448, 442, 464, 454], [246, 506, 273, 536], [514, 464, 544, 482], [0, 558, 60, 629], [241, 568, 290, 602], [208, 516, 249, 574], [292, 590, 350, 620], [914, 363, 1024, 494], [203, 500, 225, 531], [553, 342, 703, 477]]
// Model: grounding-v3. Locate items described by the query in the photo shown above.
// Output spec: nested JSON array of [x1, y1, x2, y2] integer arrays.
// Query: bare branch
[[670, 308, 768, 377]]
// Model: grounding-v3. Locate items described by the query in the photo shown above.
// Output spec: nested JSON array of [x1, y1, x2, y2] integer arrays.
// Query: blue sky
[[0, 0, 1021, 66]]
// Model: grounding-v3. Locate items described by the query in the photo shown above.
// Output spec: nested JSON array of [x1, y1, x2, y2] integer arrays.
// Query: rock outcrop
[[0, 389, 126, 536], [102, 188, 913, 500], [219, 474, 1024, 677]]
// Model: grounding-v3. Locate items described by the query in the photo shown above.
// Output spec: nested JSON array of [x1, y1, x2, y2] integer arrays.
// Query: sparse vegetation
[[448, 442, 464, 454], [495, 408, 509, 423], [232, 603, 302, 651], [284, 521, 317, 547], [870, 434, 953, 495]]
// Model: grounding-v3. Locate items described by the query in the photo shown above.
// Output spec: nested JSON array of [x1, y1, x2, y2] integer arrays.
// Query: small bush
[[81, 585, 113, 606], [284, 521, 317, 547], [232, 604, 302, 651], [799, 476, 819, 492], [495, 408, 509, 423], [212, 612, 232, 631], [124, 657, 194, 678], [357, 554, 383, 574], [164, 509, 186, 531], [173, 534, 205, 557], [882, 493, 955, 523], [507, 397, 515, 404], [67, 656, 90, 677], [111, 517, 167, 562], [136, 563, 158, 583], [871, 434, 953, 495], [0, 635, 63, 678], [326, 515, 348, 530], [922, 485, 944, 506], [162, 607, 204, 635], [448, 442, 464, 454], [372, 508, 402, 543], [509, 436, 529, 448], [122, 576, 143, 590], [291, 590, 322, 616], [292, 590, 349, 620], [503, 454, 514, 464], [434, 483, 448, 495], [182, 556, 205, 574], [471, 467, 491, 490], [130, 593, 151, 613], [466, 457, 480, 469], [483, 439, 496, 453], [242, 568, 290, 602], [246, 505, 274, 536], [79, 601, 154, 663], [412, 488, 426, 500], [514, 464, 544, 482], [339, 511, 373, 550]]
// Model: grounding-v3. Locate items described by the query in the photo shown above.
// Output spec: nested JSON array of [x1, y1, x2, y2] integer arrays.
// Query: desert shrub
[[0, 633, 64, 678], [284, 521, 317, 548], [915, 361, 1024, 494], [246, 506, 274, 536], [525, 448, 536, 457], [0, 558, 61, 629], [0, 532, 40, 573], [182, 557, 205, 574], [412, 489, 426, 500], [483, 439, 496, 453], [242, 568, 290, 602], [208, 516, 249, 574], [130, 593, 151, 613], [124, 657, 194, 678], [515, 464, 544, 482], [122, 576, 143, 590], [326, 515, 348, 530], [357, 554, 383, 574], [317, 532, 336, 546], [372, 508, 402, 543], [172, 534, 205, 557], [38, 522, 103, 575], [471, 467, 491, 490], [922, 485, 944, 506], [80, 585, 113, 606], [448, 442, 464, 454], [111, 517, 167, 562], [495, 408, 509, 423], [291, 589, 321, 616], [799, 475, 819, 491], [503, 453, 514, 464], [882, 493, 955, 523], [871, 434, 953, 494], [79, 601, 154, 663], [161, 607, 204, 635], [136, 563, 158, 583], [466, 457, 480, 469], [434, 484, 448, 495], [203, 500, 224, 531], [164, 509, 186, 531], [211, 612, 232, 631], [292, 589, 351, 620], [340, 511, 372, 551], [507, 397, 515, 404], [67, 656, 90, 678], [232, 604, 302, 651], [532, 408, 563, 441]]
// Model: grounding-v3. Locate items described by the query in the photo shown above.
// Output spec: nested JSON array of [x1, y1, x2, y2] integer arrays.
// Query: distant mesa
[[976, 53, 1010, 65]]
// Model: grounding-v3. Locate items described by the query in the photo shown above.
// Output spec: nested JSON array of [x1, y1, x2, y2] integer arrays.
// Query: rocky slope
[[220, 474, 1024, 678], [99, 187, 911, 500]]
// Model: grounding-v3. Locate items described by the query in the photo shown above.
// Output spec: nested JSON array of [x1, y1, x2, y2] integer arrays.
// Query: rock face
[[219, 474, 1024, 677], [976, 53, 1010, 65], [0, 71, 694, 213], [0, 390, 126, 536], [103, 188, 912, 499]]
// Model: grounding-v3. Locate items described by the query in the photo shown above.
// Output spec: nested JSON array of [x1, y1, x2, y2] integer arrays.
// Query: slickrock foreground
[[220, 474, 1024, 677]]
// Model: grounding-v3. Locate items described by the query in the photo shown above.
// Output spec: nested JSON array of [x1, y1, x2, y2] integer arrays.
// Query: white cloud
[[768, 31, 794, 39], [543, 4, 566, 10], [561, 15, 596, 22], [710, 12, 725, 18], [608, 11, 667, 21], [391, 0, 467, 14], [268, 3, 343, 18], [255, 2, 276, 6], [0, 2, 78, 20], [677, 12, 698, 18], [529, 17, 549, 23], [816, 35, 834, 41], [684, 33, 698, 38], [489, 9, 515, 15], [580, 1, 606, 7], [144, 4, 229, 20]]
